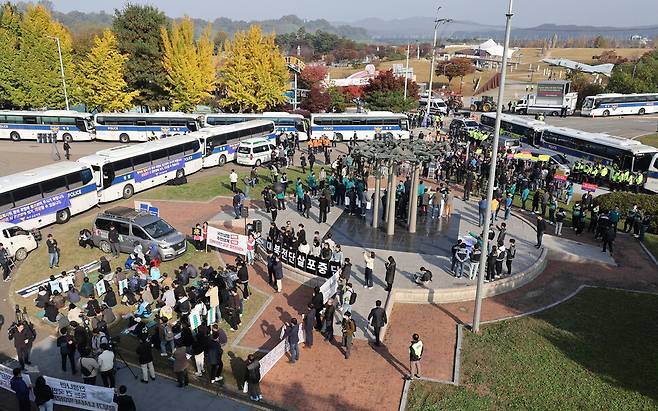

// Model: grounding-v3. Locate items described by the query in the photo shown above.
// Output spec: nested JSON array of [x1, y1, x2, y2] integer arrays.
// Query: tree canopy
[[607, 50, 658, 94], [161, 17, 216, 111], [219, 25, 288, 112], [362, 69, 418, 112], [77, 30, 138, 112]]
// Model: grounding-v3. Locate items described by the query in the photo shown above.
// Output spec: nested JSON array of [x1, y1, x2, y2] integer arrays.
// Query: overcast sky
[[51, 0, 657, 27]]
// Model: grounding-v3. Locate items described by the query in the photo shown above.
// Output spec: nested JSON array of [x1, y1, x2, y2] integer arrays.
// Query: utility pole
[[404, 43, 410, 100], [472, 0, 514, 334], [424, 7, 451, 126], [46, 35, 69, 110], [293, 72, 298, 110]]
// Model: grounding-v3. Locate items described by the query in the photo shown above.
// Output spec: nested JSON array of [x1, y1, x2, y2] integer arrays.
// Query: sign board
[[581, 182, 598, 192], [266, 238, 340, 278], [134, 201, 159, 217], [319, 273, 339, 304], [206, 226, 248, 256], [95, 280, 106, 296], [553, 174, 567, 181]]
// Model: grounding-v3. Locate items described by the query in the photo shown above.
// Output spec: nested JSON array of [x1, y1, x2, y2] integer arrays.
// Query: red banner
[[581, 183, 598, 192]]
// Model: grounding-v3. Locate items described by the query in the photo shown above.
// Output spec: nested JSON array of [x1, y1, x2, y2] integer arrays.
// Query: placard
[[581, 182, 598, 192], [95, 280, 106, 296], [118, 279, 128, 295], [206, 226, 248, 256]]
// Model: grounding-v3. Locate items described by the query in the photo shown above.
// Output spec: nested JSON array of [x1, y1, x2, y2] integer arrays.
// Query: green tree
[[566, 71, 604, 109], [77, 30, 138, 112], [363, 69, 418, 112], [0, 2, 21, 107], [161, 17, 216, 112], [14, 4, 75, 109], [327, 86, 347, 113], [113, 4, 169, 109], [219, 25, 288, 112], [607, 50, 658, 94]]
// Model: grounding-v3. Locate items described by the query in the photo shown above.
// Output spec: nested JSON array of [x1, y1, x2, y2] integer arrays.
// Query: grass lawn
[[638, 133, 658, 148], [136, 163, 329, 202], [407, 288, 658, 411]]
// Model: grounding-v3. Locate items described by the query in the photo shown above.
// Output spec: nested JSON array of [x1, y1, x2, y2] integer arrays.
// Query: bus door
[[645, 154, 658, 193]]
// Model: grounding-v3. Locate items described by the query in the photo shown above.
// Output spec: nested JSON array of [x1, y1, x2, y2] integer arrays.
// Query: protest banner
[[582, 182, 598, 192], [0, 365, 33, 400], [206, 226, 248, 256], [319, 273, 339, 303], [553, 174, 567, 181], [266, 238, 341, 279], [258, 325, 305, 380], [44, 374, 117, 411], [95, 280, 106, 296]]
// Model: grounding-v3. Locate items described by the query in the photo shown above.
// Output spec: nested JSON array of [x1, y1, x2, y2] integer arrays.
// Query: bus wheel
[[122, 184, 134, 199], [55, 208, 71, 224], [639, 108, 646, 115], [63, 133, 73, 142], [14, 247, 28, 261], [10, 131, 20, 141], [255, 159, 262, 167], [99, 240, 112, 254], [551, 111, 559, 116], [175, 168, 185, 179], [119, 133, 130, 143], [218, 155, 226, 167], [602, 110, 610, 117]]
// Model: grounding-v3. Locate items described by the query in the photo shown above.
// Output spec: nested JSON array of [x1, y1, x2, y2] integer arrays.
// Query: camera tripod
[[110, 338, 138, 380]]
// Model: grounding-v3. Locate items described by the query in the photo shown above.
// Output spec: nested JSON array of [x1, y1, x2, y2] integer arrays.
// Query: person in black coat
[[104, 289, 118, 308], [206, 331, 224, 383], [303, 304, 315, 347], [56, 327, 77, 373], [368, 300, 388, 346], [273, 257, 283, 293], [114, 385, 137, 411], [10, 323, 35, 369], [384, 256, 396, 292], [136, 337, 155, 383], [535, 215, 547, 248], [311, 287, 324, 330], [246, 354, 262, 401], [237, 260, 250, 300]]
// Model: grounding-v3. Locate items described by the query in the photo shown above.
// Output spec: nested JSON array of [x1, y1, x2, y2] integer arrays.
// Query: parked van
[[0, 222, 38, 261], [236, 137, 276, 166], [90, 207, 186, 261]]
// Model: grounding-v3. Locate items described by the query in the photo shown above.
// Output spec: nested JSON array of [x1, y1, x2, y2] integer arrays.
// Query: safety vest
[[636, 174, 644, 185], [600, 167, 608, 177]]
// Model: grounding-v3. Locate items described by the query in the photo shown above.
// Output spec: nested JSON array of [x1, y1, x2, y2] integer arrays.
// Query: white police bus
[[196, 120, 276, 168], [0, 162, 98, 230], [310, 111, 410, 141], [541, 126, 658, 171], [205, 112, 308, 141], [94, 112, 203, 143], [77, 136, 204, 203], [0, 110, 95, 142], [480, 112, 547, 146], [581, 93, 658, 117]]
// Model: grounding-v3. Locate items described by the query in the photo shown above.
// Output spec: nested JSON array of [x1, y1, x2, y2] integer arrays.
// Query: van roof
[[97, 206, 159, 225], [239, 137, 271, 145]]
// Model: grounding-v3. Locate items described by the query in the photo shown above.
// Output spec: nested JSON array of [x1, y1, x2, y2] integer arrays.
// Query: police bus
[[310, 111, 410, 141], [205, 112, 308, 141], [581, 93, 658, 117], [94, 112, 203, 143], [540, 126, 658, 172], [0, 162, 98, 230], [196, 120, 276, 168], [77, 136, 204, 203], [480, 112, 546, 146], [0, 110, 95, 142]]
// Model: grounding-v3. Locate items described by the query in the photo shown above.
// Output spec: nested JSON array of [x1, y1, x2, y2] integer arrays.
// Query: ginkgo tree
[[77, 30, 138, 112], [161, 17, 216, 112], [219, 25, 288, 112]]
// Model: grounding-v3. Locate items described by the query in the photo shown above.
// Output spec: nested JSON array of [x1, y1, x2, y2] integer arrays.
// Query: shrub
[[593, 192, 658, 233]]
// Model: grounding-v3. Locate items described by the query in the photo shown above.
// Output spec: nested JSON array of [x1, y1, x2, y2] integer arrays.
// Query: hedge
[[593, 192, 658, 233]]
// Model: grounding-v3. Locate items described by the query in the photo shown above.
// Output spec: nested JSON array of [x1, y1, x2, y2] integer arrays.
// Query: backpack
[[349, 291, 357, 305]]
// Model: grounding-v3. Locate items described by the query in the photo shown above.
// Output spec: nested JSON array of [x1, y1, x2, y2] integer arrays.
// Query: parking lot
[[538, 113, 658, 139]]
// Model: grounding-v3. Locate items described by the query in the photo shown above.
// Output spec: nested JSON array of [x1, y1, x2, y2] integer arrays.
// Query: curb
[[639, 241, 658, 268], [453, 324, 463, 385]]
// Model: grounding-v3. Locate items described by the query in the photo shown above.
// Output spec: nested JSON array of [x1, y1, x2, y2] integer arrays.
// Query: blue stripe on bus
[[599, 102, 657, 108], [311, 126, 402, 131], [68, 183, 98, 198], [95, 126, 190, 132], [0, 183, 97, 224], [648, 171, 658, 178], [0, 124, 80, 131], [211, 145, 237, 155], [110, 152, 202, 184]]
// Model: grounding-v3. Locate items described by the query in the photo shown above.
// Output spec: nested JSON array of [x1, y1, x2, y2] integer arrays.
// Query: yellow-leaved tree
[[77, 30, 138, 112], [161, 17, 216, 112], [220, 25, 288, 112]]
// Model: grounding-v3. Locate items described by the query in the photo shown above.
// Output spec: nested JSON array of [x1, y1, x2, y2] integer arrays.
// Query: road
[[540, 113, 658, 139]]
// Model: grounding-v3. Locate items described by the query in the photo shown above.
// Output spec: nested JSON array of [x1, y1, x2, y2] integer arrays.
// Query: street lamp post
[[46, 35, 69, 110], [424, 7, 451, 124], [472, 0, 515, 334]]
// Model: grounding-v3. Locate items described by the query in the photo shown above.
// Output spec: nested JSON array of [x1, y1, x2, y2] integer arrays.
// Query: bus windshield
[[582, 97, 594, 109]]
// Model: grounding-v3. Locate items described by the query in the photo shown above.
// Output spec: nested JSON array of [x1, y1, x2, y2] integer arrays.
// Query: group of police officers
[[571, 161, 645, 192]]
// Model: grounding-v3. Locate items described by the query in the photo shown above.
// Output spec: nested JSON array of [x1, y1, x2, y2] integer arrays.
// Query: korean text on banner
[[44, 374, 117, 411], [206, 226, 248, 256], [0, 192, 71, 224], [134, 158, 185, 183]]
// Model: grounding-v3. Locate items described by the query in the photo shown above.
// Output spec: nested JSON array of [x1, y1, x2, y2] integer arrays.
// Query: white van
[[236, 137, 276, 166], [0, 222, 38, 261]]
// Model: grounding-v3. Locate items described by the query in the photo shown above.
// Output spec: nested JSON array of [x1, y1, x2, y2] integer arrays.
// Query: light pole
[[46, 35, 69, 110], [404, 42, 410, 100], [472, 0, 514, 334], [424, 8, 451, 125]]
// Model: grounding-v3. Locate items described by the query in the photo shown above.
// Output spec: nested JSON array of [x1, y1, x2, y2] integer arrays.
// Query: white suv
[[236, 138, 276, 166]]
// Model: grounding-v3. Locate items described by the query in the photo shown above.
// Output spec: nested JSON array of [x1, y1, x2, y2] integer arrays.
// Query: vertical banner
[[95, 280, 106, 297]]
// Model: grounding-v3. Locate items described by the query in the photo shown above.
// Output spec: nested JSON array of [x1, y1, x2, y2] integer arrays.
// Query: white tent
[[478, 39, 515, 59]]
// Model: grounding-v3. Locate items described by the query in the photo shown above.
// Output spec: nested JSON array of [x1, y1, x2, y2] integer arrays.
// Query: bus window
[[75, 119, 87, 131], [0, 192, 13, 212], [101, 166, 114, 189], [132, 154, 152, 170], [41, 176, 68, 196], [168, 143, 186, 160], [113, 159, 133, 176], [6, 115, 22, 124], [401, 119, 409, 131], [24, 116, 37, 124], [59, 117, 76, 125], [151, 149, 169, 164], [13, 184, 43, 207]]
